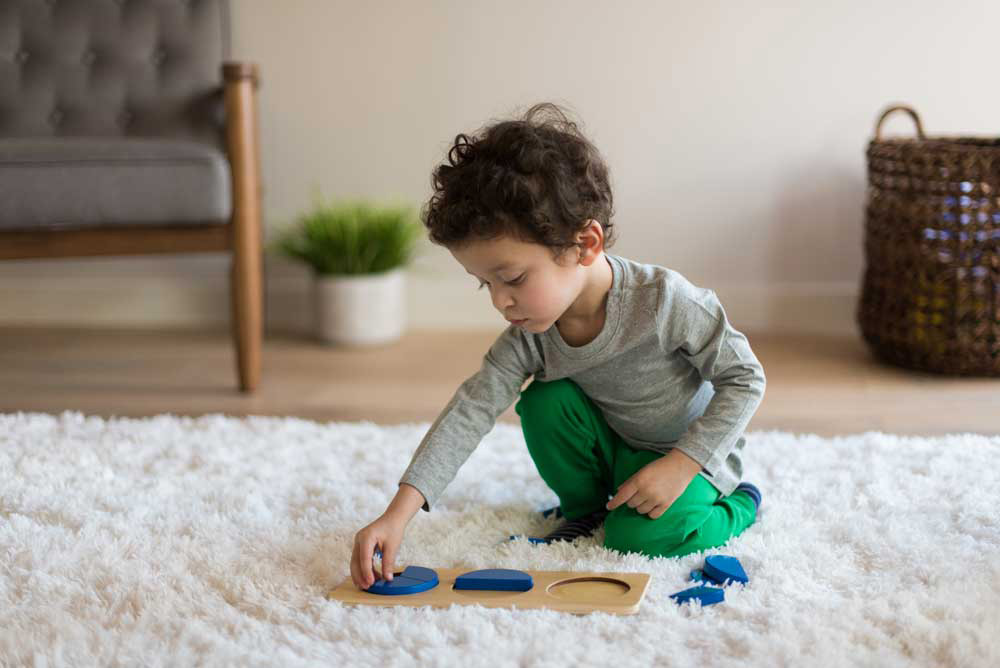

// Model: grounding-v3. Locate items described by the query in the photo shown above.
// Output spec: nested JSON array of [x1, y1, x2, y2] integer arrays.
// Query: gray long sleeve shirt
[[399, 253, 767, 513]]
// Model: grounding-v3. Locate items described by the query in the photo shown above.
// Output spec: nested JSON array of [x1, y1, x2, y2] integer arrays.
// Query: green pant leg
[[516, 377, 758, 558], [604, 445, 758, 559], [515, 378, 621, 520], [655, 488, 757, 558]]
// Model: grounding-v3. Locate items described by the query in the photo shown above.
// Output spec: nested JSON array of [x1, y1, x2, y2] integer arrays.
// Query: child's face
[[450, 234, 587, 334]]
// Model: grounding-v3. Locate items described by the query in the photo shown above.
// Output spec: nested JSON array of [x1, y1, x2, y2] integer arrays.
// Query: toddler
[[350, 102, 765, 589]]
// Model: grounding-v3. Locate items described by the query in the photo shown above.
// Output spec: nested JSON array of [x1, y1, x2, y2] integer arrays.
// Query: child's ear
[[576, 219, 605, 266]]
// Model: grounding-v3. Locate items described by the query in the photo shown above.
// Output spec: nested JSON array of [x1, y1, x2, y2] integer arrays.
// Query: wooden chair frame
[[0, 62, 263, 393]]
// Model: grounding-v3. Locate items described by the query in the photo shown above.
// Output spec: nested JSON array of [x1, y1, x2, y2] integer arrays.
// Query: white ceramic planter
[[313, 268, 407, 346]]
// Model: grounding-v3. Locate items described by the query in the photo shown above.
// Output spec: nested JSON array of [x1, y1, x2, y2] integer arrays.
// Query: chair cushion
[[0, 137, 232, 231]]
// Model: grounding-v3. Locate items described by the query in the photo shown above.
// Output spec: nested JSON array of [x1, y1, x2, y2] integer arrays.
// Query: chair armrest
[[223, 61, 260, 90], [197, 63, 259, 139]]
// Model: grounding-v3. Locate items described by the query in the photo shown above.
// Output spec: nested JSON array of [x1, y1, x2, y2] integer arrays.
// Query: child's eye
[[477, 274, 524, 290]]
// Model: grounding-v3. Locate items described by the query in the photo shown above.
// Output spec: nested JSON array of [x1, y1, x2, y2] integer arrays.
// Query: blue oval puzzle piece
[[455, 568, 533, 592], [703, 555, 748, 586], [669, 585, 725, 606], [365, 565, 439, 596]]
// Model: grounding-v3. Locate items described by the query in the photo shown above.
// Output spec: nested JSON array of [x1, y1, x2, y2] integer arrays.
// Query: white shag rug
[[1, 412, 998, 668]]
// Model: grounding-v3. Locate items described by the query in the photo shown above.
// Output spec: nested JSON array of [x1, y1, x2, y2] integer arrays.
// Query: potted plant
[[272, 196, 424, 346]]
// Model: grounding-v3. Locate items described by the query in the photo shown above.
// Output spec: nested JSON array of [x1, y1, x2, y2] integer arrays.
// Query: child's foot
[[735, 482, 761, 512], [541, 506, 610, 543]]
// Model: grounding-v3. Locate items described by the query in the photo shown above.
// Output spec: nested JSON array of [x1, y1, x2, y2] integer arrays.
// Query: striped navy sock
[[542, 506, 610, 543], [735, 482, 762, 511]]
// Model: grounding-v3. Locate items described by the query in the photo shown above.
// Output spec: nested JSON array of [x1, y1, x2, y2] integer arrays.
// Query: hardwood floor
[[0, 326, 997, 437]]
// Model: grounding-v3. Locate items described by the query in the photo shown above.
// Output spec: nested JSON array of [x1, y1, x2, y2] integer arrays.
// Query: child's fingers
[[372, 545, 383, 581], [636, 498, 658, 515], [607, 483, 636, 510], [381, 544, 395, 582], [351, 540, 369, 589], [350, 543, 360, 588], [359, 540, 376, 587]]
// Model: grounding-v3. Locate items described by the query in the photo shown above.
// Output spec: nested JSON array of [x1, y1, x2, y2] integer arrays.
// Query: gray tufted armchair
[[0, 0, 263, 393]]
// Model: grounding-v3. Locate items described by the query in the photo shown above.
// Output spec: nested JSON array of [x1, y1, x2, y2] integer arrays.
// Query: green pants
[[514, 377, 757, 559]]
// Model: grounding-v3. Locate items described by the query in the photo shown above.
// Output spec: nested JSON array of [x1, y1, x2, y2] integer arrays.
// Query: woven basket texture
[[859, 105, 1000, 375]]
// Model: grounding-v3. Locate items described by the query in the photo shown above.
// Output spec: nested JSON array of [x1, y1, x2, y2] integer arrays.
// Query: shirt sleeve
[[398, 326, 541, 512], [655, 274, 767, 478]]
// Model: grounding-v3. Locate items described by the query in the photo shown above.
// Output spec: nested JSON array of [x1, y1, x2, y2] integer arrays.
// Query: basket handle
[[874, 105, 926, 140]]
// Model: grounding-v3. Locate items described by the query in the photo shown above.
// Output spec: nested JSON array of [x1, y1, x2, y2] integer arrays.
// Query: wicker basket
[[858, 104, 1000, 376]]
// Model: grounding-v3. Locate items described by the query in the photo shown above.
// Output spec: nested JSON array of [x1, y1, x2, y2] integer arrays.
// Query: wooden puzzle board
[[328, 567, 651, 615]]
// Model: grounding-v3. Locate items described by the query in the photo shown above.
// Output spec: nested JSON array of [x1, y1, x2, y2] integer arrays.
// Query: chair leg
[[230, 252, 263, 392], [225, 62, 264, 393], [230, 242, 262, 393]]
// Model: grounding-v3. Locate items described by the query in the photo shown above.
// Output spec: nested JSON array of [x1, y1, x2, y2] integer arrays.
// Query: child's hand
[[605, 449, 702, 519], [350, 514, 407, 590]]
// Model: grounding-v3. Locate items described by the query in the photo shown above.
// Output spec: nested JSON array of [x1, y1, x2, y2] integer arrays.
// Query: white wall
[[2, 0, 994, 336]]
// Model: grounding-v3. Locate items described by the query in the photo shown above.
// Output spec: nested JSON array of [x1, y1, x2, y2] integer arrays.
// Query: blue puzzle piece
[[364, 565, 439, 596], [703, 555, 749, 586], [669, 585, 725, 606], [455, 568, 534, 592], [690, 569, 708, 583]]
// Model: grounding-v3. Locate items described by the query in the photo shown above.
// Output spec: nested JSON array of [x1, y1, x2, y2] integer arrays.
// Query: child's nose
[[492, 288, 514, 312]]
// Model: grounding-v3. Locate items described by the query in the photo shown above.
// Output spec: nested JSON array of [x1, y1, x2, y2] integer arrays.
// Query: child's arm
[[655, 274, 767, 482], [396, 327, 541, 513], [351, 331, 537, 589], [384, 482, 426, 524]]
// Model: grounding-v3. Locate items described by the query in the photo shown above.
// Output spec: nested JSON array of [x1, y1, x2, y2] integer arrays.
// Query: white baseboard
[[0, 253, 860, 337]]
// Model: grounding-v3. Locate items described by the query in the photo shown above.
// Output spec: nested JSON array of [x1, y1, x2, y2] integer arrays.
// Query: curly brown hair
[[422, 102, 617, 260]]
